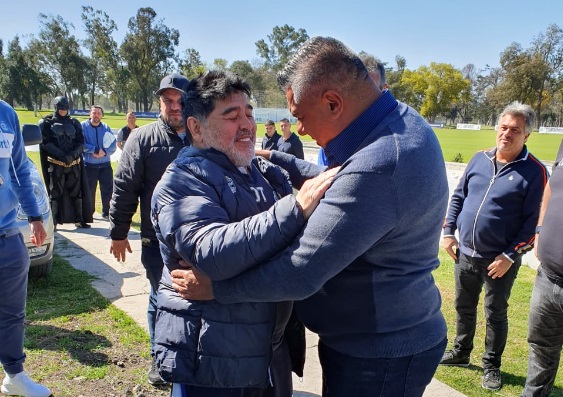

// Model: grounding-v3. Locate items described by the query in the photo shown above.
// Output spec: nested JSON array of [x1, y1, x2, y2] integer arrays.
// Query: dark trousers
[[522, 267, 563, 397], [318, 338, 446, 397], [0, 234, 29, 375], [172, 340, 292, 397], [48, 163, 83, 223], [453, 252, 520, 369], [84, 162, 113, 217], [140, 241, 165, 356]]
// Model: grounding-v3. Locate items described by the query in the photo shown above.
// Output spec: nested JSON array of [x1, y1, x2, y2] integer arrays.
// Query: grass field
[[17, 109, 562, 164]]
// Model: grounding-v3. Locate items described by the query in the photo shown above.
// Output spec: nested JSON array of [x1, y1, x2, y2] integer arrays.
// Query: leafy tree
[[120, 7, 180, 111], [229, 60, 267, 106], [81, 6, 122, 109], [255, 25, 309, 71], [28, 14, 86, 105], [179, 48, 206, 79], [212, 58, 228, 71], [402, 63, 469, 122]]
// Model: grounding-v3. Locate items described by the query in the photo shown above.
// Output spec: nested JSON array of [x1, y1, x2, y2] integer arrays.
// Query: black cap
[[155, 73, 189, 96]]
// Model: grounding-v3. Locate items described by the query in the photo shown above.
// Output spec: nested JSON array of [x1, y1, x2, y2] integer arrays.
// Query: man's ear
[[187, 117, 203, 144], [323, 90, 343, 118]]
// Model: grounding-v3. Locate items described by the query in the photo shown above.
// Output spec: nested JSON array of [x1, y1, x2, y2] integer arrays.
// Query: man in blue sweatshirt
[[441, 102, 548, 391], [81, 105, 116, 220], [0, 100, 51, 397], [171, 37, 449, 397]]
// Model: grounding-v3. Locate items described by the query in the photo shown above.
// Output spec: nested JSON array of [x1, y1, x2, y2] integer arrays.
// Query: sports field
[[16, 109, 562, 163]]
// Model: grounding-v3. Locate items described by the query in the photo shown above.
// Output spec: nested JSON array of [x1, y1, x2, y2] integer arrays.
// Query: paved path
[[53, 163, 470, 397]]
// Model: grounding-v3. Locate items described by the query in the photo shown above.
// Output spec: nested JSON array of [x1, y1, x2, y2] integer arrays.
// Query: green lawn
[[17, 109, 562, 163]]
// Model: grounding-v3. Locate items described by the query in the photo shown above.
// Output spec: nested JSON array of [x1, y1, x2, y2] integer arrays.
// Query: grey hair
[[497, 101, 535, 134], [358, 53, 386, 89], [277, 36, 369, 104]]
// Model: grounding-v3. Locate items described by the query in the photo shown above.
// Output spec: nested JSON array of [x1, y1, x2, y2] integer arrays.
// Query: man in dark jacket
[[151, 70, 335, 397], [109, 73, 190, 386], [441, 102, 548, 391], [172, 37, 449, 397], [261, 119, 280, 150], [276, 118, 304, 159], [522, 138, 563, 396], [39, 96, 91, 228]]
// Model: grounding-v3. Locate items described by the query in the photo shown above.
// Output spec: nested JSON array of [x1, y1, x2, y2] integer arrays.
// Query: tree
[[212, 58, 228, 71], [229, 60, 267, 106], [255, 25, 309, 71], [81, 6, 121, 108], [120, 7, 180, 111], [28, 14, 86, 105], [179, 48, 206, 79], [401, 63, 469, 122]]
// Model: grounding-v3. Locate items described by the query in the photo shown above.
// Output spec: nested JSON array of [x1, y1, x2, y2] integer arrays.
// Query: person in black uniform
[[39, 96, 91, 228]]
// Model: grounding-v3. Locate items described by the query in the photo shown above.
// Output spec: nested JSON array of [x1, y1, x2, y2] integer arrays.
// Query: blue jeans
[[84, 162, 113, 217], [0, 234, 29, 375], [453, 253, 520, 369], [521, 267, 563, 397], [141, 241, 164, 356], [318, 337, 446, 397]]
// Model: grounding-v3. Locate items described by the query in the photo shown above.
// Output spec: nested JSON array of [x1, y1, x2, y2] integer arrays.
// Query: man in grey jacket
[[109, 73, 190, 385]]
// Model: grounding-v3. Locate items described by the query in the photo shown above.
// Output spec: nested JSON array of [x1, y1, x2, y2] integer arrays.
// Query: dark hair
[[90, 105, 104, 116], [265, 119, 275, 126], [358, 52, 386, 88], [280, 118, 290, 123], [182, 70, 252, 122], [277, 36, 368, 103]]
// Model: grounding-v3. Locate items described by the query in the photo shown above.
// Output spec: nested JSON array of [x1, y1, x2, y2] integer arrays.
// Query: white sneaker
[[1, 372, 51, 397]]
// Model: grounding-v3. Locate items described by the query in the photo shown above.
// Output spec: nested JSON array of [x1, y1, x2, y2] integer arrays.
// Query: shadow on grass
[[25, 324, 111, 367]]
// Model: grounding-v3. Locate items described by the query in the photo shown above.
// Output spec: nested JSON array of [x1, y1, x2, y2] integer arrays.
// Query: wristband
[[28, 215, 43, 223]]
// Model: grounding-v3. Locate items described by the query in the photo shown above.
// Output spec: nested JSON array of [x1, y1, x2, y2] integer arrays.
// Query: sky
[[1, 0, 562, 73]]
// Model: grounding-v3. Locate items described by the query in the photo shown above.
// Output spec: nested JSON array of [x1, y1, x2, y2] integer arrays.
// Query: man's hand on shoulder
[[110, 238, 132, 262]]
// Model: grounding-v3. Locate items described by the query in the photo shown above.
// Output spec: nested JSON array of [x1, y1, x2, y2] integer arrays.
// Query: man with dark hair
[[441, 101, 548, 391], [261, 119, 280, 150], [151, 70, 335, 397], [277, 118, 304, 159], [0, 100, 51, 397], [82, 105, 116, 220], [173, 37, 449, 397], [39, 96, 91, 228], [109, 72, 190, 386], [522, 138, 563, 396]]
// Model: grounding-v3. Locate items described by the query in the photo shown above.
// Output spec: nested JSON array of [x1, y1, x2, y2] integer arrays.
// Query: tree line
[[0, 6, 562, 128]]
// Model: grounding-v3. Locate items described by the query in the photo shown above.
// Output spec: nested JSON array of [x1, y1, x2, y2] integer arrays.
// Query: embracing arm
[[211, 171, 399, 303]]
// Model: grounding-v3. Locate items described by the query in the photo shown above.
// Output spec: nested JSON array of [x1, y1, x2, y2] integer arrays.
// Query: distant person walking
[[0, 100, 51, 397], [116, 111, 138, 150], [82, 105, 116, 220]]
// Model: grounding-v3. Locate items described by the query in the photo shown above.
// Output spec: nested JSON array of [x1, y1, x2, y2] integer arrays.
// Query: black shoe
[[148, 358, 167, 386], [439, 350, 470, 367], [75, 222, 91, 228], [482, 368, 501, 391]]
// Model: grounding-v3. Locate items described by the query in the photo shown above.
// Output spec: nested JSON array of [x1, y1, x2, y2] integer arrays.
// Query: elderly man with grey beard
[[151, 70, 337, 397]]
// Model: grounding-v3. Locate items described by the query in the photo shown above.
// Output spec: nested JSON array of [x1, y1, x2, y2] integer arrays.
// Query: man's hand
[[487, 254, 513, 279], [171, 267, 214, 301], [29, 221, 47, 247], [110, 238, 132, 262], [443, 236, 459, 261], [296, 167, 340, 219]]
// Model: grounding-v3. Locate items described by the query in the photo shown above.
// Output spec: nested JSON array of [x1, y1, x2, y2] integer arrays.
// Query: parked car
[[16, 124, 55, 278]]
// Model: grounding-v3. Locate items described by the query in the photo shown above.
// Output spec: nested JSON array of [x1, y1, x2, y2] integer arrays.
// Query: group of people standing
[[1, 35, 563, 397]]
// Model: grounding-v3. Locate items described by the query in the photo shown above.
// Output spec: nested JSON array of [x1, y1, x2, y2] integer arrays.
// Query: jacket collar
[[484, 145, 529, 164]]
